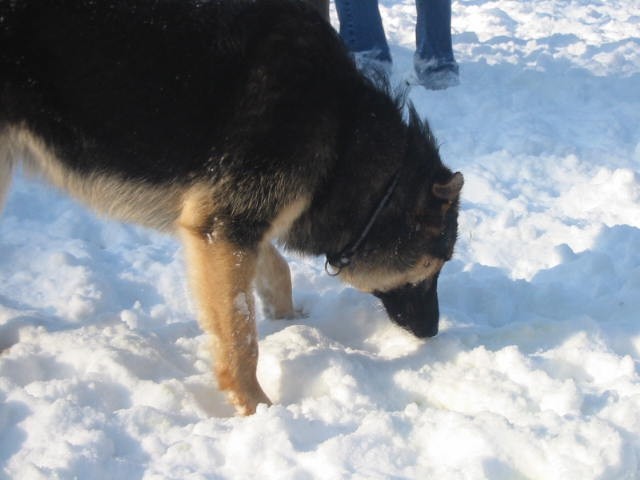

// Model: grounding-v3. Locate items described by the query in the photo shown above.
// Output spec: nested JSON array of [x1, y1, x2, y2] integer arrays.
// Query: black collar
[[325, 168, 402, 276]]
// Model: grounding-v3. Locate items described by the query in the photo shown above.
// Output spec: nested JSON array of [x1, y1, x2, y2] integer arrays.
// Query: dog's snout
[[374, 275, 440, 338]]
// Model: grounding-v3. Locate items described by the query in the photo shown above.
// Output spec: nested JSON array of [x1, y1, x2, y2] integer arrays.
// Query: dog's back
[[2, 0, 239, 226], [0, 0, 353, 235]]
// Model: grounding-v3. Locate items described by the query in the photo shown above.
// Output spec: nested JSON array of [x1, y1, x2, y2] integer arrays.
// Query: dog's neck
[[283, 80, 408, 254], [324, 166, 402, 275]]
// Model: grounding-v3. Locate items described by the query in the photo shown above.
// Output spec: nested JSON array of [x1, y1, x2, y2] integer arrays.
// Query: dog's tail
[[0, 127, 17, 213]]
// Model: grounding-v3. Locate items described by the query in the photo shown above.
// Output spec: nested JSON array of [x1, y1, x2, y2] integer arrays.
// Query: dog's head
[[338, 107, 463, 338]]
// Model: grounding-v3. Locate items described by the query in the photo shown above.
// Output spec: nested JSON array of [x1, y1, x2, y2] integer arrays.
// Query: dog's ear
[[432, 172, 463, 201]]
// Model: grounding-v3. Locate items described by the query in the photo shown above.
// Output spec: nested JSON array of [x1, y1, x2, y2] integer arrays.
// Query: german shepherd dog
[[0, 0, 463, 414]]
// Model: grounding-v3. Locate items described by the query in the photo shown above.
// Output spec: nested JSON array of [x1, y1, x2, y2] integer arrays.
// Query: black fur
[[1, 0, 462, 339], [375, 277, 440, 338]]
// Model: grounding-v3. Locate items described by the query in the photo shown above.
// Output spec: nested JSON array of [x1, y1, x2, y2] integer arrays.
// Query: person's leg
[[335, 0, 391, 63], [414, 0, 459, 89]]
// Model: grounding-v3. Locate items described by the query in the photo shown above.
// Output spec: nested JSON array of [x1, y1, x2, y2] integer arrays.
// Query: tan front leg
[[180, 227, 270, 415], [255, 243, 295, 319]]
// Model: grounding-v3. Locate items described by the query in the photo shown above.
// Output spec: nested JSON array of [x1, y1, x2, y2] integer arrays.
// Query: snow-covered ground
[[2, 0, 640, 478]]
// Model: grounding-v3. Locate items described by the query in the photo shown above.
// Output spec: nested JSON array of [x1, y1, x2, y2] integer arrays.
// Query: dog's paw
[[229, 389, 272, 416], [264, 305, 307, 320]]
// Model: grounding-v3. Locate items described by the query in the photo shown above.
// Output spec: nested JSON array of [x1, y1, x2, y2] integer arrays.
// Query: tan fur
[[255, 243, 295, 319], [0, 130, 16, 211], [2, 126, 184, 231], [176, 188, 308, 414], [341, 255, 445, 293], [264, 197, 310, 241], [178, 190, 270, 415]]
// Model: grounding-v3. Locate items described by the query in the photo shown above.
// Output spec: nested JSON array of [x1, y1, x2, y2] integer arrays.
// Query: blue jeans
[[335, 0, 457, 72], [335, 0, 392, 63]]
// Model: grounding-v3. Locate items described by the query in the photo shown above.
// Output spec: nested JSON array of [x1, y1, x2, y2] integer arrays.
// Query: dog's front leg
[[179, 226, 270, 415], [255, 242, 295, 319]]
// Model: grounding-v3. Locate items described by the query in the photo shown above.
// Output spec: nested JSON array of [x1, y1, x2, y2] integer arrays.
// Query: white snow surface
[[2, 1, 640, 478]]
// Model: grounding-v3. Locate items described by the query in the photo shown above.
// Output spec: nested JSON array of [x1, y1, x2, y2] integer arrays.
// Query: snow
[[1, 0, 640, 478]]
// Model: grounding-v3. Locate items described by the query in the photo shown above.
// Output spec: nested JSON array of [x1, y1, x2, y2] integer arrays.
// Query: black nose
[[374, 275, 439, 338]]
